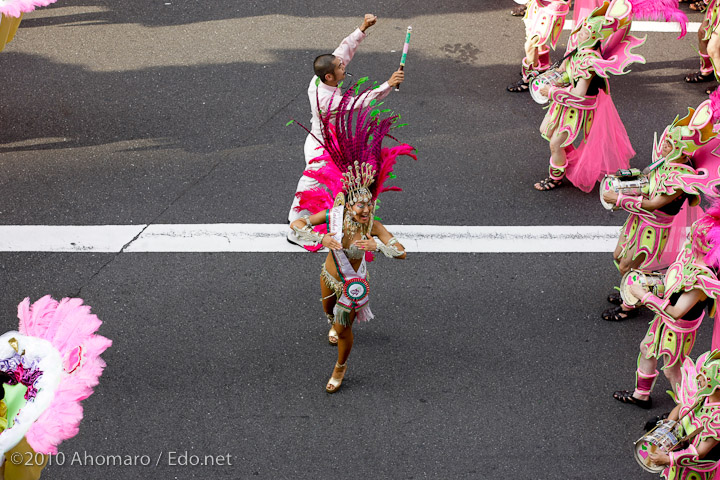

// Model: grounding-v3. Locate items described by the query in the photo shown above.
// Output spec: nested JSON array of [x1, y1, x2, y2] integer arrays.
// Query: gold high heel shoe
[[326, 362, 347, 393], [328, 326, 339, 346]]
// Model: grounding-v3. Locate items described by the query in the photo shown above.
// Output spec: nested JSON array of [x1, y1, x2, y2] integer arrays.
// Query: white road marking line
[[0, 224, 621, 253], [0, 225, 146, 252], [564, 20, 700, 33]]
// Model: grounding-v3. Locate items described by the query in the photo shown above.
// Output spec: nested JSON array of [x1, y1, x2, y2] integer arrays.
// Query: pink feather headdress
[[291, 81, 416, 252]]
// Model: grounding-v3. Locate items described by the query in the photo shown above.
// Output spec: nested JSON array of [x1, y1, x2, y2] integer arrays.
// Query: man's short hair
[[314, 54, 336, 82]]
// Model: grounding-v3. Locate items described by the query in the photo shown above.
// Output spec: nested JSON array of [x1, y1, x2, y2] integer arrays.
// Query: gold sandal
[[326, 362, 347, 393], [328, 326, 339, 346]]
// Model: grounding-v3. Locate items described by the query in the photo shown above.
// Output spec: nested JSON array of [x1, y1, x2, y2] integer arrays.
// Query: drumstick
[[395, 26, 412, 92], [671, 427, 704, 451]]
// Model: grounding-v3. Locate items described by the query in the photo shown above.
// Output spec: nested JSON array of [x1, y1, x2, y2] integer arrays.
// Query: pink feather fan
[[629, 0, 688, 39], [18, 295, 111, 454], [0, 0, 58, 18]]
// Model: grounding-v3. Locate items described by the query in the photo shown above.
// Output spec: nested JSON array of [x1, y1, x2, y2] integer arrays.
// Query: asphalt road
[[0, 1, 714, 479]]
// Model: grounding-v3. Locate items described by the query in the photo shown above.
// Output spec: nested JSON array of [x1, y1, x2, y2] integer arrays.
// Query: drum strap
[[552, 48, 577, 70]]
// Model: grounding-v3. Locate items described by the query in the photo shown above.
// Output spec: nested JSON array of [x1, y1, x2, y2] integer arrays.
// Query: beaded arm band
[[376, 237, 403, 258], [292, 215, 325, 244]]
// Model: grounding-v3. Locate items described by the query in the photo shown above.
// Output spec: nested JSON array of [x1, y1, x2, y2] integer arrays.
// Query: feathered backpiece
[[310, 83, 415, 202], [629, 0, 688, 38], [292, 81, 417, 252], [13, 296, 112, 454], [0, 0, 58, 18]]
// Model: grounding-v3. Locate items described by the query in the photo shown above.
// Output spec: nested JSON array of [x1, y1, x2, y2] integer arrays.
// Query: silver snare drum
[[599, 169, 648, 211], [634, 420, 682, 473], [620, 270, 665, 307], [530, 69, 569, 104]]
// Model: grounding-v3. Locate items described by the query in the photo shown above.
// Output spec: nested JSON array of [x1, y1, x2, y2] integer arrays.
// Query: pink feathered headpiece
[[295, 82, 417, 202], [291, 80, 417, 252]]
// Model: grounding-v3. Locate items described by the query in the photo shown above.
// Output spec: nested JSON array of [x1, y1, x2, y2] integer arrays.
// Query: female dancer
[[289, 84, 415, 393], [613, 206, 720, 408], [600, 100, 713, 321], [533, 0, 644, 192], [644, 350, 720, 478]]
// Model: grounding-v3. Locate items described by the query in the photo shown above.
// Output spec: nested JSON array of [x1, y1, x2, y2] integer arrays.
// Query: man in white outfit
[[287, 13, 405, 247]]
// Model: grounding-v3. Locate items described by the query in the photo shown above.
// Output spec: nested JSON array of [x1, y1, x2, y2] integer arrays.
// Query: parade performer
[[287, 14, 405, 247], [507, 0, 571, 92], [641, 350, 720, 478], [613, 205, 720, 408], [533, 0, 645, 192], [601, 100, 714, 321], [687, 0, 720, 94], [289, 84, 415, 393], [0, 296, 111, 479]]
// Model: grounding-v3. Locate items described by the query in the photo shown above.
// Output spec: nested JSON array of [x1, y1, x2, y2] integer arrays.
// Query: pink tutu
[[565, 90, 635, 193]]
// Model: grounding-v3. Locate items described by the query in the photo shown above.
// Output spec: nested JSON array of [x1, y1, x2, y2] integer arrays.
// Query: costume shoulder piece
[[566, 0, 645, 79], [570, 50, 602, 80], [696, 403, 720, 440], [651, 162, 702, 197], [663, 243, 720, 299], [650, 99, 719, 198]]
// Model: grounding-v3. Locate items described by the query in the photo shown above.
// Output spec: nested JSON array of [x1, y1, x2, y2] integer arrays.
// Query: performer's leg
[[687, 19, 714, 83], [707, 29, 720, 85], [664, 361, 683, 396], [321, 277, 339, 346], [536, 45, 551, 73], [613, 331, 657, 408], [334, 318, 355, 366], [603, 247, 646, 320], [634, 342, 659, 400], [549, 130, 569, 171], [289, 174, 319, 223], [326, 311, 356, 393], [617, 248, 646, 276], [509, 37, 541, 92], [534, 128, 568, 191], [288, 136, 325, 223]]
